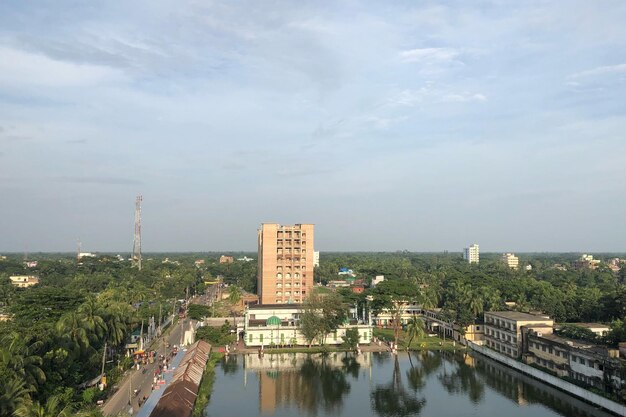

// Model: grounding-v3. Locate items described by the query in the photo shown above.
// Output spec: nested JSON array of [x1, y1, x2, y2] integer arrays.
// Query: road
[[102, 319, 186, 416]]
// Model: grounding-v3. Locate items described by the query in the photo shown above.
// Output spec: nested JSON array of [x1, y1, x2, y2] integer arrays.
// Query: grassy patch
[[373, 328, 461, 351], [263, 346, 353, 354], [192, 352, 224, 417]]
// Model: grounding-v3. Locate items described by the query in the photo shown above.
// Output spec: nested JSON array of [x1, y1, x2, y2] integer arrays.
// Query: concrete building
[[257, 223, 314, 305], [371, 275, 385, 287], [502, 253, 519, 270], [422, 308, 485, 345], [484, 311, 553, 358], [524, 329, 624, 392], [238, 304, 372, 347], [9, 275, 39, 288], [463, 244, 480, 264], [313, 251, 320, 268], [219, 255, 234, 264], [572, 254, 601, 270]]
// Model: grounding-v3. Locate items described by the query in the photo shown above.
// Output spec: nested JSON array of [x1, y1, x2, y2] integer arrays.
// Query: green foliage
[[187, 303, 211, 320], [300, 290, 348, 346], [342, 328, 360, 349], [195, 323, 235, 346], [557, 324, 599, 343]]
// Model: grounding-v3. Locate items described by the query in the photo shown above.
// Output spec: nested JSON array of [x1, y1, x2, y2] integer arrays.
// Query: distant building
[[338, 268, 355, 277], [572, 254, 600, 270], [463, 244, 480, 264], [194, 259, 205, 267], [77, 252, 96, 260], [24, 261, 38, 268], [525, 264, 533, 271], [371, 275, 385, 287], [257, 223, 314, 305], [484, 311, 553, 358], [607, 258, 622, 273], [502, 253, 519, 270], [237, 256, 255, 262], [219, 255, 234, 264], [9, 275, 39, 288], [313, 251, 320, 268], [327, 280, 351, 288]]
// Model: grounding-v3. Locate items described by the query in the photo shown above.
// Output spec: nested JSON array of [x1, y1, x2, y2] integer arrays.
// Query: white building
[[371, 275, 385, 287], [502, 253, 519, 270], [238, 304, 372, 347], [313, 251, 320, 268], [10, 275, 39, 288], [463, 244, 480, 264]]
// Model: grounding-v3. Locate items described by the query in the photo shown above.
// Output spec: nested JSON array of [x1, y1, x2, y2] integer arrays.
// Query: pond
[[204, 351, 614, 417]]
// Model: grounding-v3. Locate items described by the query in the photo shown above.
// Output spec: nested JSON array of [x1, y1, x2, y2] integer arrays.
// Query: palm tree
[[13, 396, 73, 417], [78, 297, 107, 344], [404, 316, 425, 349], [0, 333, 46, 391], [56, 312, 91, 356], [467, 291, 484, 317], [0, 378, 30, 416], [228, 286, 243, 328]]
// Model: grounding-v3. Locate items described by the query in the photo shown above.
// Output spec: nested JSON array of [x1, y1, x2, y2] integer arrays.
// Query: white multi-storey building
[[463, 244, 480, 264]]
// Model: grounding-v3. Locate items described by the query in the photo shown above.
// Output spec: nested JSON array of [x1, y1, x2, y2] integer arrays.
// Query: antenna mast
[[132, 195, 142, 270]]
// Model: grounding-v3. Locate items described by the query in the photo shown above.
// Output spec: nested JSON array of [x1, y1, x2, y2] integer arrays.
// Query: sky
[[1, 1, 625, 253]]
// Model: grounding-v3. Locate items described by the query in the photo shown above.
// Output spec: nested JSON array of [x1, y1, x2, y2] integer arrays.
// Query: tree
[[13, 395, 73, 417], [300, 291, 347, 347], [342, 328, 360, 350], [405, 316, 425, 348], [370, 280, 421, 345], [0, 378, 29, 417]]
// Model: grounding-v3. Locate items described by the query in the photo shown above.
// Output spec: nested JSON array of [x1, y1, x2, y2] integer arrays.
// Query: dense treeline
[[1, 251, 625, 415], [0, 254, 213, 417], [316, 252, 626, 343]]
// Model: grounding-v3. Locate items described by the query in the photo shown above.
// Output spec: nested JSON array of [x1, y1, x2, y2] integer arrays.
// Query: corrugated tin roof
[[148, 340, 212, 417]]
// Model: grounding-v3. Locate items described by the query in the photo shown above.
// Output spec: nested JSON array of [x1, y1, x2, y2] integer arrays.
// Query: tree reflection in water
[[295, 356, 352, 415], [437, 352, 484, 404], [371, 354, 426, 417]]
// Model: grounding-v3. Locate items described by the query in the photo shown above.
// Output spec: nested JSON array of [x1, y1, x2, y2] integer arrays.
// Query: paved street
[[102, 320, 186, 416]]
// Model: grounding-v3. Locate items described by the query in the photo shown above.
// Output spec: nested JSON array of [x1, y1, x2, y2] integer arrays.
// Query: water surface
[[204, 351, 613, 417]]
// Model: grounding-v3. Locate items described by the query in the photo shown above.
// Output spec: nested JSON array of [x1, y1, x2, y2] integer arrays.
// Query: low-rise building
[[9, 275, 39, 288], [239, 304, 372, 347], [423, 308, 484, 345], [559, 323, 610, 338], [219, 255, 234, 264], [524, 329, 624, 392], [313, 251, 320, 267], [371, 275, 385, 287], [572, 254, 601, 270], [484, 311, 553, 358]]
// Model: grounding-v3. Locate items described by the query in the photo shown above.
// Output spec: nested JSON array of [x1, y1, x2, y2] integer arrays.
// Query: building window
[[260, 334, 264, 343], [249, 334, 253, 343]]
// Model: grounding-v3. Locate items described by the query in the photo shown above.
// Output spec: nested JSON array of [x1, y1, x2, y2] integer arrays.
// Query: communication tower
[[132, 195, 142, 270]]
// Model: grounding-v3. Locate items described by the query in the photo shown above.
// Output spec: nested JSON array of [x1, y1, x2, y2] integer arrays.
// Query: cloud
[[568, 63, 626, 79], [56, 176, 143, 185], [387, 86, 487, 107], [0, 45, 124, 88], [399, 47, 460, 63]]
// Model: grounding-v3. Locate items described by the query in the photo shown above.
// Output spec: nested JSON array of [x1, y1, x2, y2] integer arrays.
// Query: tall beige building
[[257, 223, 314, 305], [502, 253, 519, 269]]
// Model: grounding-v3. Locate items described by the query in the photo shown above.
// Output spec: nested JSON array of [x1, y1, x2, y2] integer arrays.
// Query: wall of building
[[242, 324, 372, 347], [468, 341, 626, 416]]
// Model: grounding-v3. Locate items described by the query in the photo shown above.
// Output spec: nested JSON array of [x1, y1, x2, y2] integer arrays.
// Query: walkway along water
[[467, 341, 626, 416]]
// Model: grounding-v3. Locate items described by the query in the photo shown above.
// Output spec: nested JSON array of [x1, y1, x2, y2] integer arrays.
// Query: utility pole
[[132, 195, 142, 271]]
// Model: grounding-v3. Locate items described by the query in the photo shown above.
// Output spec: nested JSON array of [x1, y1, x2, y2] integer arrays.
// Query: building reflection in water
[[243, 352, 371, 415]]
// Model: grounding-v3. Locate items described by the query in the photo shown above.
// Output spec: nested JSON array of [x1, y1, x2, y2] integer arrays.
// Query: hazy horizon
[[1, 1, 625, 253]]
